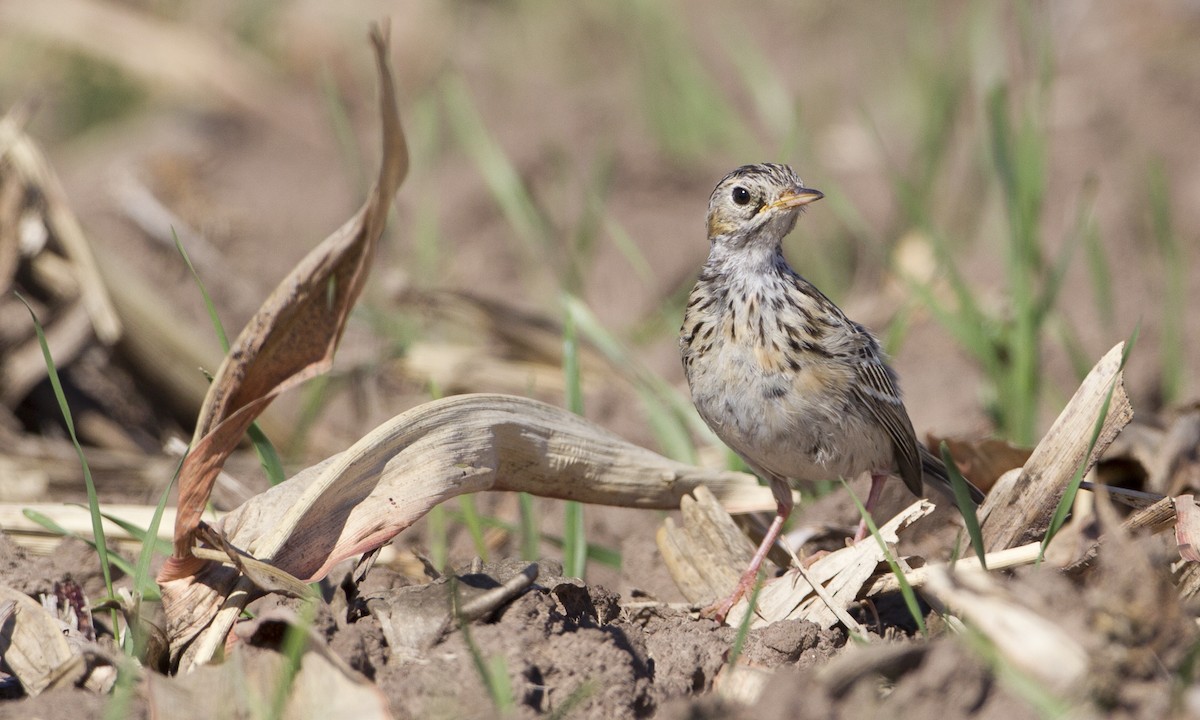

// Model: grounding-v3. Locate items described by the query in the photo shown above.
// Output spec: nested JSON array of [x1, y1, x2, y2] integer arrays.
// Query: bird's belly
[[687, 343, 892, 482]]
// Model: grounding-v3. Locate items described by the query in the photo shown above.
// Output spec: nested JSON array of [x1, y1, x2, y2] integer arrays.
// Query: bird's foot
[[699, 595, 738, 625]]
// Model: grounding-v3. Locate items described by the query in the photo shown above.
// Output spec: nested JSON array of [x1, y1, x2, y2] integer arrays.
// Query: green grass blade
[[620, 0, 743, 160], [641, 398, 698, 465], [405, 92, 446, 282], [103, 657, 139, 720], [174, 232, 286, 485], [457, 495, 489, 562], [561, 301, 588, 579], [453, 578, 516, 716], [562, 297, 584, 412], [939, 443, 986, 570], [1054, 318, 1095, 382], [717, 16, 795, 152], [1148, 159, 1183, 405], [602, 214, 654, 286], [285, 373, 334, 459], [22, 507, 72, 538], [564, 151, 616, 295], [442, 74, 550, 263], [126, 454, 180, 652], [562, 502, 586, 579], [1082, 210, 1113, 330], [247, 422, 286, 486], [564, 295, 714, 445], [93, 507, 172, 557], [842, 479, 927, 637], [518, 493, 539, 562], [486, 656, 515, 714], [545, 681, 597, 720], [266, 599, 316, 720], [17, 296, 117, 626], [902, 266, 1000, 383], [173, 230, 229, 351], [727, 573, 764, 669]]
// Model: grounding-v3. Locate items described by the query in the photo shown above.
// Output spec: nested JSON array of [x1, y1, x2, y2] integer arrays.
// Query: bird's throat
[[706, 239, 789, 278]]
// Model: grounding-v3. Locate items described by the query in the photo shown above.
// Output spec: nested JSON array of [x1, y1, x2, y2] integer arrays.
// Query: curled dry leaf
[[160, 23, 408, 566], [0, 585, 75, 696], [164, 393, 771, 668]]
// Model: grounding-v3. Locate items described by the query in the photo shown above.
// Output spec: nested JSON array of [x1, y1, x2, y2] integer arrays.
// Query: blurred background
[[1, 0, 1197, 586]]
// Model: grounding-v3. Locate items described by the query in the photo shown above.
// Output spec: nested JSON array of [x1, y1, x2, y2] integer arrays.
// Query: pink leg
[[704, 478, 793, 624], [853, 472, 889, 542]]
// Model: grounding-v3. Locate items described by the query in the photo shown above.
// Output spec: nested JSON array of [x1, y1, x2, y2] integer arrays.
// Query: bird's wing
[[852, 358, 924, 497]]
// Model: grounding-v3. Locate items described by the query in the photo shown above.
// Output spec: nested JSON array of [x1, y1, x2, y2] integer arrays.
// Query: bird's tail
[[919, 444, 986, 505]]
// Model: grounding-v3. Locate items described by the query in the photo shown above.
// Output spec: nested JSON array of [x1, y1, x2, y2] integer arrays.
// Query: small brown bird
[[680, 163, 983, 622]]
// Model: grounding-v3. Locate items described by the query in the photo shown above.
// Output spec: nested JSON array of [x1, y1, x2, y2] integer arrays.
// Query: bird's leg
[[853, 472, 890, 542], [703, 478, 793, 624]]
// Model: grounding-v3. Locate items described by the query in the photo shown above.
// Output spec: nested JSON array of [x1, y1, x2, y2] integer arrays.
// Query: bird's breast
[[681, 274, 890, 481]]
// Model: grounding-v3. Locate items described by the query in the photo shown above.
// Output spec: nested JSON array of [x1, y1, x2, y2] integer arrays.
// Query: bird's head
[[705, 163, 823, 252]]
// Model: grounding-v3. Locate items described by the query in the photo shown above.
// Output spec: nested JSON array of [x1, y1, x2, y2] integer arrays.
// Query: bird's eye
[[731, 186, 752, 205]]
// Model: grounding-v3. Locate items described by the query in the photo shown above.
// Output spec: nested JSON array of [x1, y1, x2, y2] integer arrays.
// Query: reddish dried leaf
[[1174, 495, 1200, 563], [927, 435, 1032, 494], [164, 25, 407, 562]]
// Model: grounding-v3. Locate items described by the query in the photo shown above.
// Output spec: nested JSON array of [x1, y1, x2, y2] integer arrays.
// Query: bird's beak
[[768, 187, 824, 211]]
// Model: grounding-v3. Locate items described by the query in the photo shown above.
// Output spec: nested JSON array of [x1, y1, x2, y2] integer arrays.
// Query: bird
[[679, 162, 984, 622]]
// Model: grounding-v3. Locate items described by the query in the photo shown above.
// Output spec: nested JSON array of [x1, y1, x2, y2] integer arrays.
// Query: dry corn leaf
[[1101, 409, 1200, 496], [922, 566, 1088, 695], [0, 109, 121, 345], [725, 500, 935, 630], [657, 487, 933, 631], [656, 485, 763, 604], [980, 342, 1133, 552], [927, 435, 1031, 494], [1159, 410, 1200, 496], [0, 585, 75, 696], [167, 392, 772, 669], [160, 24, 407, 566], [1174, 494, 1200, 563], [0, 109, 123, 410]]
